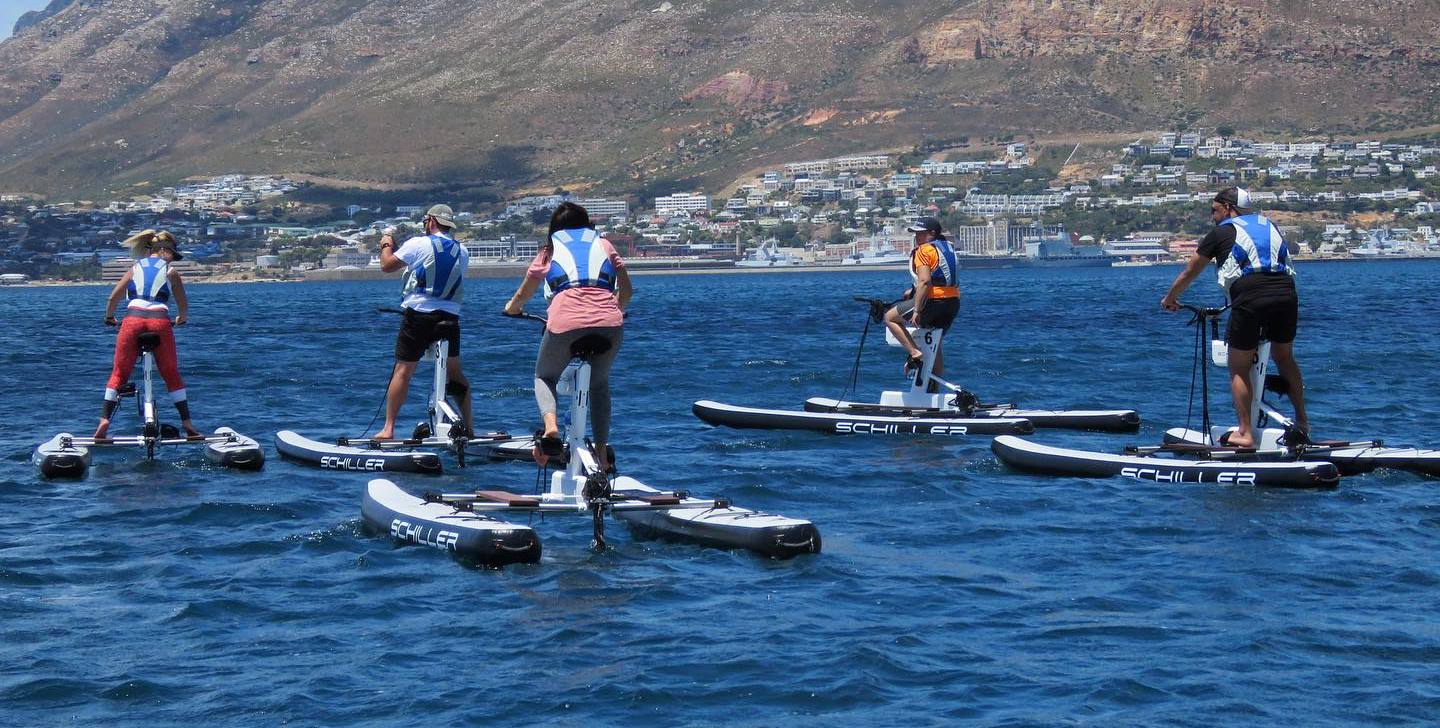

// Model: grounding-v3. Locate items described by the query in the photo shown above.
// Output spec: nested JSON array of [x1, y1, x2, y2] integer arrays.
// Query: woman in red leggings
[[94, 230, 200, 440]]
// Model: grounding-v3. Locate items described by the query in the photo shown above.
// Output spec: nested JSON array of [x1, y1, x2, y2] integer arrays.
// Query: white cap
[[1235, 187, 1252, 209]]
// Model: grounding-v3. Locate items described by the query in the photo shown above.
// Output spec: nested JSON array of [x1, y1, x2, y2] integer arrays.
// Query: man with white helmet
[[1161, 186, 1309, 448]]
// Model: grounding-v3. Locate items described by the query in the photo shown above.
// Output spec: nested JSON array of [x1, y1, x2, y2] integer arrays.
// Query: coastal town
[[3, 131, 1439, 284]]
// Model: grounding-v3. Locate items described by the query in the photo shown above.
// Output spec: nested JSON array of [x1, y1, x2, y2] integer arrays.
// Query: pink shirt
[[526, 237, 626, 334]]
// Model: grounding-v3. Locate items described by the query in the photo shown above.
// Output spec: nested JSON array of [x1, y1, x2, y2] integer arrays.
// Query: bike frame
[[425, 339, 462, 441], [878, 324, 966, 409], [545, 354, 596, 503], [1207, 337, 1295, 448]]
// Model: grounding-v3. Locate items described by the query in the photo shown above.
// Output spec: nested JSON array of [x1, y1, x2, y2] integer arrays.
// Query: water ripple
[[1, 266, 1437, 724]]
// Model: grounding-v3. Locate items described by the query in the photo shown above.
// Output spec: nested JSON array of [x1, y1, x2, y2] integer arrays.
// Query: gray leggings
[[534, 326, 623, 444]]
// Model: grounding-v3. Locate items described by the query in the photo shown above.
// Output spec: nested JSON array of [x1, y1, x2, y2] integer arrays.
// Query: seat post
[[909, 327, 943, 393], [1249, 339, 1272, 434], [428, 339, 448, 435], [564, 359, 592, 484], [142, 350, 156, 428]]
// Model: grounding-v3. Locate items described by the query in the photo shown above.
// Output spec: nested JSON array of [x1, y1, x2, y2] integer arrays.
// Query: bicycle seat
[[570, 334, 612, 360], [137, 332, 161, 353]]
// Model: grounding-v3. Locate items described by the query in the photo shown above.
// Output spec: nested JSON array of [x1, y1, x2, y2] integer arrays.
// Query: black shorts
[[394, 309, 461, 362], [893, 296, 960, 331], [1226, 295, 1297, 350]]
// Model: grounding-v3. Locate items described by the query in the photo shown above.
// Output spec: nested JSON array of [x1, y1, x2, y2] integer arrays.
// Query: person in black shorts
[[394, 309, 462, 362], [1161, 187, 1309, 447], [373, 204, 472, 440]]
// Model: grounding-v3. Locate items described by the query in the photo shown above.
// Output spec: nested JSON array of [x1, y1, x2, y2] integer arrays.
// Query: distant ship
[[734, 239, 802, 267], [841, 233, 909, 265], [1020, 229, 1112, 268], [1102, 237, 1173, 265], [1352, 229, 1415, 257], [945, 228, 1114, 269]]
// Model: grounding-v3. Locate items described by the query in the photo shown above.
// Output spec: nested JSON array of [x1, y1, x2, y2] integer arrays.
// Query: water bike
[[992, 304, 1342, 488], [804, 297, 1141, 431], [1158, 308, 1440, 477], [362, 313, 821, 565], [276, 308, 510, 474], [34, 330, 264, 478], [694, 296, 1135, 437]]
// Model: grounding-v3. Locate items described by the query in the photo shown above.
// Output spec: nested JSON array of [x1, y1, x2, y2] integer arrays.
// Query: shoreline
[[4, 254, 1437, 287]]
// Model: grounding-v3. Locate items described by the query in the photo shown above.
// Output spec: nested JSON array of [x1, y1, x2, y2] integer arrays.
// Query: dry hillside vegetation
[[2, 0, 1439, 194]]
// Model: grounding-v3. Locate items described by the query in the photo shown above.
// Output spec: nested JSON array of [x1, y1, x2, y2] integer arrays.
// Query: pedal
[[411, 422, 432, 440], [950, 390, 979, 413], [582, 472, 612, 502], [160, 423, 180, 438], [117, 383, 137, 398], [589, 443, 617, 474]]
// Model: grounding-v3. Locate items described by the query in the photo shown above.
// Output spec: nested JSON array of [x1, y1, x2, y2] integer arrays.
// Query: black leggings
[[534, 326, 623, 443]]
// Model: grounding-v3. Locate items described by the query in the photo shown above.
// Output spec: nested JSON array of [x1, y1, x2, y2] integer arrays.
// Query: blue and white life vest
[[910, 237, 959, 288], [401, 234, 465, 303], [1216, 213, 1294, 293], [126, 258, 171, 311], [543, 228, 617, 300]]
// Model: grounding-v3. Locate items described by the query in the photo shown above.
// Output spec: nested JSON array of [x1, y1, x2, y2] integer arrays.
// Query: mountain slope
[[2, 0, 1439, 196]]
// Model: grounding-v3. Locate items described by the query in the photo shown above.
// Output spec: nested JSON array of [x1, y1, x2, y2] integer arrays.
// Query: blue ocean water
[[1, 261, 1437, 725]]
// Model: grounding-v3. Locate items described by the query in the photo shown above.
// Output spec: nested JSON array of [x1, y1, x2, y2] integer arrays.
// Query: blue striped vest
[[1216, 213, 1294, 293], [127, 258, 171, 305], [911, 238, 959, 288], [543, 228, 617, 300], [401, 234, 465, 303]]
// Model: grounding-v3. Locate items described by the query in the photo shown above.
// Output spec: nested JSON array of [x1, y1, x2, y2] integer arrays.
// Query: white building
[[783, 154, 890, 176], [949, 222, 1007, 255], [579, 198, 629, 218], [465, 239, 540, 260], [960, 193, 1068, 216], [654, 192, 710, 217]]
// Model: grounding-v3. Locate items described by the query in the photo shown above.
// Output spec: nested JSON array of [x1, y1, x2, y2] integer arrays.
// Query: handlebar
[[1174, 303, 1230, 330], [106, 315, 181, 326], [500, 311, 548, 324], [1176, 303, 1229, 318], [854, 296, 899, 323]]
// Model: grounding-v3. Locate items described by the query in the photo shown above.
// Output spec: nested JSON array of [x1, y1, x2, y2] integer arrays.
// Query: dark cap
[[906, 217, 943, 235], [1213, 186, 1252, 212]]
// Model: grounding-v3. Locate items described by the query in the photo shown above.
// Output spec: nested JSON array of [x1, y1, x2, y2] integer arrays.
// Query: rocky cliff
[[2, 0, 1438, 196]]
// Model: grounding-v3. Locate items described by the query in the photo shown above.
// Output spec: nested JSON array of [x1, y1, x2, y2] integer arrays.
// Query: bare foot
[[182, 421, 203, 438], [373, 429, 394, 440], [1225, 434, 1255, 448], [93, 420, 110, 440]]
